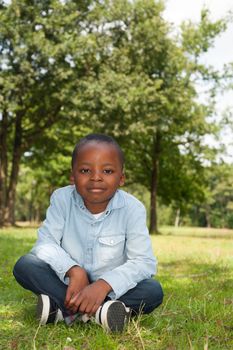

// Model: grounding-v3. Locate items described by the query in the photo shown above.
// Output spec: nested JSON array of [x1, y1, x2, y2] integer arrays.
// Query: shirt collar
[[107, 190, 125, 210]]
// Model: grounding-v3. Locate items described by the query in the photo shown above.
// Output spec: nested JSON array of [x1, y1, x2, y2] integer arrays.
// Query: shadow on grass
[[159, 259, 233, 303], [160, 258, 232, 285], [160, 230, 233, 240], [160, 258, 231, 275]]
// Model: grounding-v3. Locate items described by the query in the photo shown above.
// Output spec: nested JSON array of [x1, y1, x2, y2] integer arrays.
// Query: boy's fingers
[[69, 292, 82, 311], [70, 292, 93, 313], [65, 291, 71, 305], [77, 299, 89, 314], [87, 302, 100, 317], [65, 286, 76, 307]]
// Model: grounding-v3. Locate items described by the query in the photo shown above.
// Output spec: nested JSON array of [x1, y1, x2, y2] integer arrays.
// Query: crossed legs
[[13, 254, 163, 319]]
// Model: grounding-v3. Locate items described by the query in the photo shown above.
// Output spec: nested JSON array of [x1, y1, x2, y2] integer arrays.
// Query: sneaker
[[36, 294, 63, 325], [95, 300, 130, 333]]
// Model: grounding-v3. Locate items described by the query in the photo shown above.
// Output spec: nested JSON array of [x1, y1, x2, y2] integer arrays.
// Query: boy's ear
[[70, 172, 74, 185], [119, 173, 125, 187]]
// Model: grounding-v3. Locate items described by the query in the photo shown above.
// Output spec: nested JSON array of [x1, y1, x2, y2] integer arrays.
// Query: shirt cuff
[[31, 245, 78, 285], [100, 271, 137, 300], [56, 261, 78, 285]]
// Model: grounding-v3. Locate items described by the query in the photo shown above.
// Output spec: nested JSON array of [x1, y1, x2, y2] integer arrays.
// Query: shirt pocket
[[98, 235, 125, 262]]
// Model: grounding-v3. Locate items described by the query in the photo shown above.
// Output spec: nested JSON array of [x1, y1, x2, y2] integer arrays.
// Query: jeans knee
[[13, 254, 41, 280], [154, 280, 164, 302], [142, 279, 164, 314], [13, 255, 27, 277]]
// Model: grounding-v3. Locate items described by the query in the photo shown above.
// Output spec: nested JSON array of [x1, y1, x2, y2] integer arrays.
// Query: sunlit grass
[[1, 226, 233, 349]]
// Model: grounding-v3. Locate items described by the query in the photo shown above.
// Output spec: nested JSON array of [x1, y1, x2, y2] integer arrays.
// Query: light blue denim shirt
[[31, 185, 157, 299]]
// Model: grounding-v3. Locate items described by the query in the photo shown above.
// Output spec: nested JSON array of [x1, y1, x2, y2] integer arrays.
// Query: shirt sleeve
[[31, 190, 78, 283], [99, 202, 157, 299]]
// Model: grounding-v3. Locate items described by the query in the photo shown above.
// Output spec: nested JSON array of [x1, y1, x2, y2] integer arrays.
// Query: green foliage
[[0, 0, 95, 223], [181, 8, 227, 56], [72, 0, 227, 214], [0, 0, 231, 227], [0, 0, 96, 141], [187, 163, 233, 228]]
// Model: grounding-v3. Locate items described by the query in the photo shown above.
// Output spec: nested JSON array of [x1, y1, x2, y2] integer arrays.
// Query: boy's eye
[[80, 168, 90, 174], [103, 169, 113, 174]]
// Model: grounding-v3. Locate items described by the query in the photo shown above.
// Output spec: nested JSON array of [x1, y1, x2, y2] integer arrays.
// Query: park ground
[[0, 226, 233, 350]]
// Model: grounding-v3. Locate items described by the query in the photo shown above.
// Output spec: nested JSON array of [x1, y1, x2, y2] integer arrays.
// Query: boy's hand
[[65, 266, 90, 309], [67, 279, 112, 316]]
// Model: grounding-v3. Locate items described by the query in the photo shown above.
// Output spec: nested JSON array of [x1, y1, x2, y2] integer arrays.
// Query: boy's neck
[[84, 200, 110, 214]]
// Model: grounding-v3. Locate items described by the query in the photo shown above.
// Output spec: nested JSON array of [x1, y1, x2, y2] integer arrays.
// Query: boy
[[13, 134, 163, 332]]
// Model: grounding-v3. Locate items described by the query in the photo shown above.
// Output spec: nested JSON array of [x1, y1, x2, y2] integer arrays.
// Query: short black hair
[[71, 133, 124, 169]]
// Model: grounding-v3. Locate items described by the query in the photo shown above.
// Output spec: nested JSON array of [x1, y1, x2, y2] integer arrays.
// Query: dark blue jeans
[[13, 254, 163, 317]]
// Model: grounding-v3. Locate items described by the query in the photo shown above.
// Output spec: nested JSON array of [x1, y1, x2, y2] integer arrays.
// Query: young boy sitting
[[13, 133, 163, 332]]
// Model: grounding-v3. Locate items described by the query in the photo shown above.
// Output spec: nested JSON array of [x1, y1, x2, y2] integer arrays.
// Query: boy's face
[[71, 142, 125, 214]]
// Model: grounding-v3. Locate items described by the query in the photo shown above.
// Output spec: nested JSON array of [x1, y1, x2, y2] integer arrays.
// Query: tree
[[0, 0, 94, 225], [1, 0, 229, 230], [187, 163, 233, 228], [70, 0, 227, 232]]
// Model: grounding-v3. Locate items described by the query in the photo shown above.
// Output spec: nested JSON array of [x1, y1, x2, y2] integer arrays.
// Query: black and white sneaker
[[95, 300, 130, 332], [36, 294, 63, 325]]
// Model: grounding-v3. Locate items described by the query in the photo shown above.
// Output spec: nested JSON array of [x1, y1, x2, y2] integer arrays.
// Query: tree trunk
[[5, 112, 23, 225], [35, 206, 41, 223], [205, 205, 211, 228], [0, 109, 8, 226], [175, 208, 180, 227], [149, 132, 161, 234]]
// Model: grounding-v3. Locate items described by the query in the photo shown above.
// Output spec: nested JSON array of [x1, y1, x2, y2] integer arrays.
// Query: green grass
[[0, 226, 233, 350]]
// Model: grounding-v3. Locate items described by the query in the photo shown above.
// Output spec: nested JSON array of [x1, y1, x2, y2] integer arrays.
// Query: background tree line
[[1, 0, 233, 232]]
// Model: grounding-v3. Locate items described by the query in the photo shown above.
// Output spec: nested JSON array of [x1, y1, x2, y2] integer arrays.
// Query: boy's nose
[[91, 171, 102, 181]]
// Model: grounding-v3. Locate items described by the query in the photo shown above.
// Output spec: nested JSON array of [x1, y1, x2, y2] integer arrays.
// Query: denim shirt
[[31, 185, 157, 299]]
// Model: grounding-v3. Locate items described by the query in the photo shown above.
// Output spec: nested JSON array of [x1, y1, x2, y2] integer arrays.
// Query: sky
[[163, 0, 233, 162], [164, 0, 233, 72]]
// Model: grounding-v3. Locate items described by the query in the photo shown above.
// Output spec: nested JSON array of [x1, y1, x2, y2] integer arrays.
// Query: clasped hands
[[64, 265, 112, 316]]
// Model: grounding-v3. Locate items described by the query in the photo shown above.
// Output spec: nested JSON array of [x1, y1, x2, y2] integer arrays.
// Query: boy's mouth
[[87, 188, 106, 193]]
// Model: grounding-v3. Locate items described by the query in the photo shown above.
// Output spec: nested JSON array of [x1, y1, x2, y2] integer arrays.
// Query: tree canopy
[[0, 0, 232, 231]]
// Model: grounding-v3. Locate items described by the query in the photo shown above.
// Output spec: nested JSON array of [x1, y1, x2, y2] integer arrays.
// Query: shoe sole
[[36, 294, 50, 325], [101, 301, 129, 332]]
